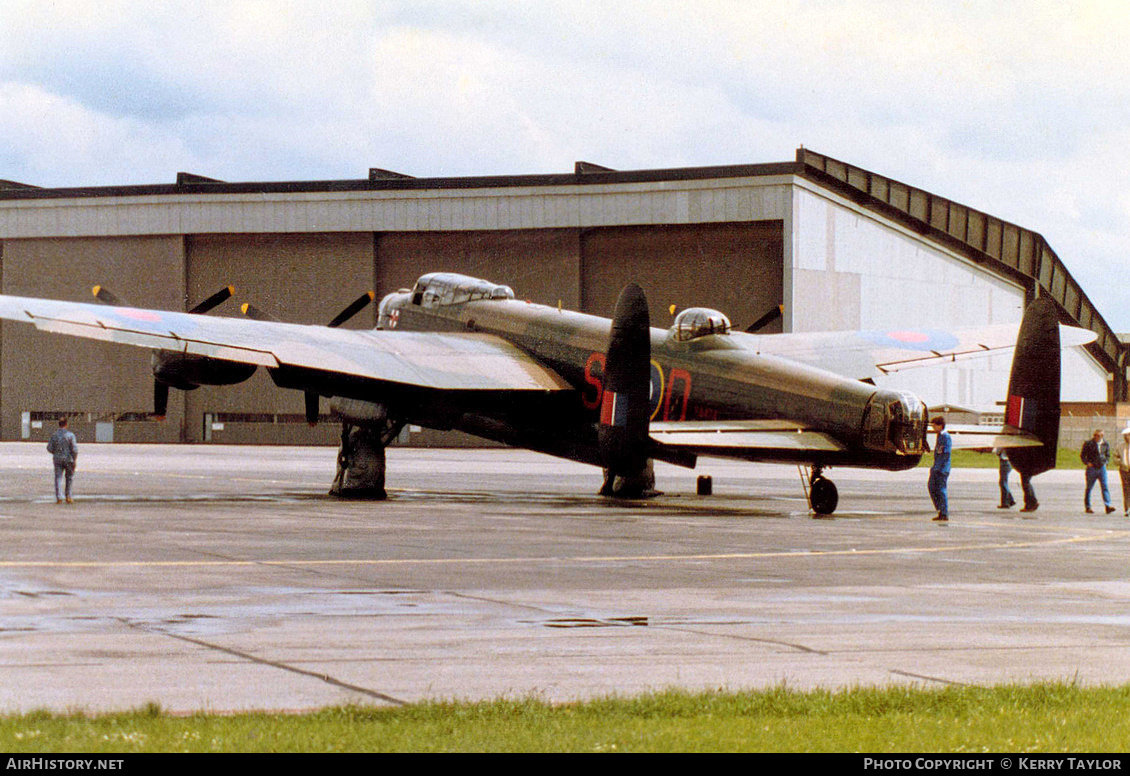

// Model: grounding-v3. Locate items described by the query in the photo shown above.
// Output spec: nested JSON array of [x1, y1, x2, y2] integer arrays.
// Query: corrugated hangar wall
[[0, 235, 185, 443], [0, 221, 784, 445], [183, 233, 376, 444], [375, 229, 584, 308], [580, 222, 783, 332]]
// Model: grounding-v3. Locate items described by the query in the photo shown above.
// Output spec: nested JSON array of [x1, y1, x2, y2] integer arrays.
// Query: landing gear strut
[[599, 459, 660, 499], [803, 465, 839, 516], [330, 418, 404, 499]]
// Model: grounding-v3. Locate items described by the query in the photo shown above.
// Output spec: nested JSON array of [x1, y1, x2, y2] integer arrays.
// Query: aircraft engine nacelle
[[328, 396, 390, 426], [152, 352, 258, 391]]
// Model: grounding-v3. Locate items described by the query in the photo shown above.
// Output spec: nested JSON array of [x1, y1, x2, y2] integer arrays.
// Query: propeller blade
[[240, 302, 277, 322], [305, 391, 320, 426], [153, 381, 169, 419], [188, 285, 235, 314], [327, 291, 376, 328], [745, 304, 783, 333], [92, 285, 128, 306]]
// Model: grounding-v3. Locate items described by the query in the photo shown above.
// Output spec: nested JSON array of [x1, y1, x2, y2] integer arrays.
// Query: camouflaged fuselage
[[385, 293, 926, 471]]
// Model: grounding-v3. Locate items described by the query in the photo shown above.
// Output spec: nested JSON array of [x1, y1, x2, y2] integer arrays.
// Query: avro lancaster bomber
[[0, 272, 1092, 513]]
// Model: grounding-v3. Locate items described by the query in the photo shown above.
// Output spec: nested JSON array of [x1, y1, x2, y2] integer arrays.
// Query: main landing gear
[[599, 459, 660, 499], [801, 465, 839, 516], [330, 418, 405, 500]]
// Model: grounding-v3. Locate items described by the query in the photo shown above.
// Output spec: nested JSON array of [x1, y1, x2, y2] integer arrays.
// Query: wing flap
[[31, 314, 281, 367], [649, 419, 847, 451]]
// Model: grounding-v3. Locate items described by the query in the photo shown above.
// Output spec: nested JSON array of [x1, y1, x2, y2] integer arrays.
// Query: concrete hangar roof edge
[[0, 147, 1121, 383]]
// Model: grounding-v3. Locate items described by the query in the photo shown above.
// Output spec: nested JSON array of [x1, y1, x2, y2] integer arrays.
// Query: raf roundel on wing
[[861, 328, 960, 352], [93, 306, 203, 337]]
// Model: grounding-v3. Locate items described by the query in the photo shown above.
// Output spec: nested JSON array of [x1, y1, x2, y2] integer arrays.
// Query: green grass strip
[[920, 448, 1089, 469], [6, 683, 1130, 752]]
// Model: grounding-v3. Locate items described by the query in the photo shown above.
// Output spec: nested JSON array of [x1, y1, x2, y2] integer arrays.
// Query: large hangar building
[[0, 148, 1118, 445]]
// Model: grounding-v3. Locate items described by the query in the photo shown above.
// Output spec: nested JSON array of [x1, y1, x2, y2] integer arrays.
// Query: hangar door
[[182, 233, 375, 444], [375, 229, 583, 307], [579, 222, 784, 332]]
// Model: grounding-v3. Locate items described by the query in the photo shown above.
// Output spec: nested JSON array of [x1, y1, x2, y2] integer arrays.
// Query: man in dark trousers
[[1081, 428, 1115, 514], [46, 417, 78, 504]]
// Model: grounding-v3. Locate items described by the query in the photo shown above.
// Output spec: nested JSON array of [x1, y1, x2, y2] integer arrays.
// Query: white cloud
[[0, 82, 196, 184]]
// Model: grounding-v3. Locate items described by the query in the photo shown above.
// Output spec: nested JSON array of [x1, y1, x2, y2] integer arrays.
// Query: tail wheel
[[810, 477, 838, 515]]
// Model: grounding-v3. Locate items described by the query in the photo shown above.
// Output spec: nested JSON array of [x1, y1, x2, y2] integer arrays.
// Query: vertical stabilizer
[[1006, 298, 1061, 477], [598, 283, 654, 496]]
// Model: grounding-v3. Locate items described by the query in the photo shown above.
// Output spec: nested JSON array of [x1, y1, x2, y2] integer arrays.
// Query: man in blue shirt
[[929, 416, 951, 522], [46, 417, 78, 504]]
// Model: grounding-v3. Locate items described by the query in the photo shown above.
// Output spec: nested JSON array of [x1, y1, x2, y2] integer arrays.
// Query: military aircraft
[[0, 272, 1094, 513]]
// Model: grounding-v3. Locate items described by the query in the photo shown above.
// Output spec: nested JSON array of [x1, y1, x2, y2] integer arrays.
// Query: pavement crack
[[888, 669, 969, 687], [444, 590, 562, 614], [664, 626, 828, 654], [119, 618, 406, 706]]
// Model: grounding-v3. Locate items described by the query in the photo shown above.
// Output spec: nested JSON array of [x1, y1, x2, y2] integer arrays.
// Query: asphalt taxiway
[[2, 442, 1130, 713]]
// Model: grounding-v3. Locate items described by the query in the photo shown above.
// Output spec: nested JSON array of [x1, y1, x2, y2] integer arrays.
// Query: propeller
[[597, 283, 654, 497], [188, 285, 234, 314], [307, 292, 376, 424], [240, 292, 377, 425], [153, 381, 170, 419], [239, 302, 276, 322], [91, 285, 127, 307], [327, 291, 376, 328], [745, 303, 783, 333], [93, 285, 237, 418]]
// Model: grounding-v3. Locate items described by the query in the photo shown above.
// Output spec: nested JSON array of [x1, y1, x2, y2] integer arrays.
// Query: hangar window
[[411, 273, 515, 308], [671, 308, 732, 342]]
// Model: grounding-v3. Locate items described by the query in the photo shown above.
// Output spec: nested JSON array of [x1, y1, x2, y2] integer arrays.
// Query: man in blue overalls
[[46, 417, 78, 504], [929, 416, 951, 522]]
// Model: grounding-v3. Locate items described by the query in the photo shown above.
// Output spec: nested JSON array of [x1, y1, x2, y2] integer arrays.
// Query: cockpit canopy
[[671, 307, 732, 342], [411, 272, 515, 308]]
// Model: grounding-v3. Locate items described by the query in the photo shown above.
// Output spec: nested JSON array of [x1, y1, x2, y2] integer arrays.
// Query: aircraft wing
[[0, 295, 572, 393], [744, 322, 1097, 382], [649, 420, 1044, 463], [649, 419, 847, 452]]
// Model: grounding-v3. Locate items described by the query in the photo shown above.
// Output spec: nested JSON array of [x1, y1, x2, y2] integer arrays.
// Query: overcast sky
[[2, 1, 1128, 328]]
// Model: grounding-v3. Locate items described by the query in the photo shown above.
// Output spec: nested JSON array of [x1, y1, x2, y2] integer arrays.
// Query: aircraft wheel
[[810, 477, 838, 515]]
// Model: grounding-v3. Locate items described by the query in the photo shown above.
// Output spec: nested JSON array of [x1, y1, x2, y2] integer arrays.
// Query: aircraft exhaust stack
[[597, 283, 655, 497], [1005, 297, 1062, 478]]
